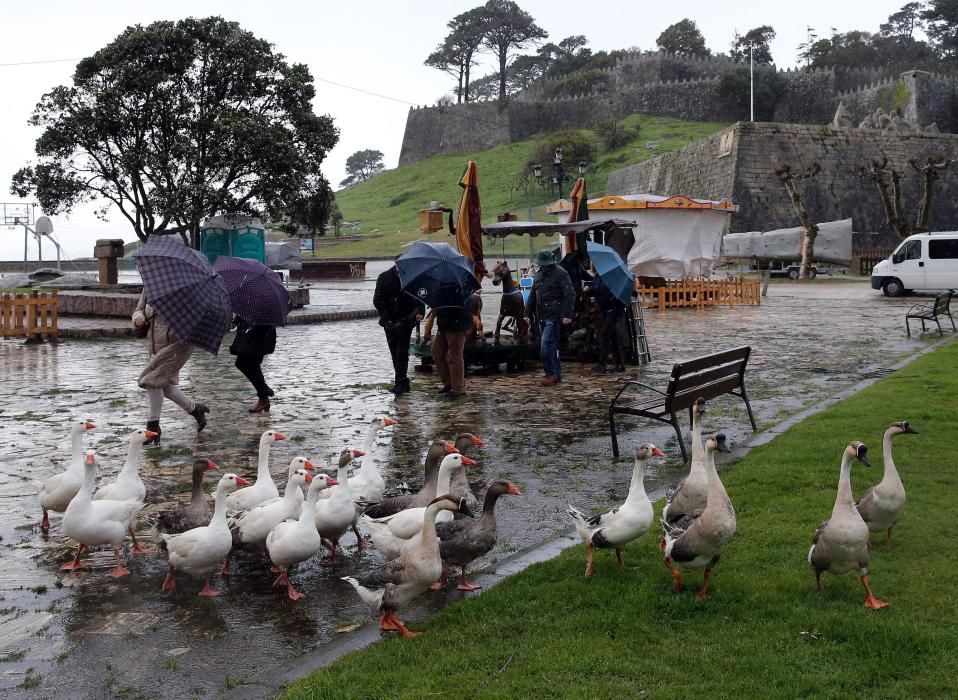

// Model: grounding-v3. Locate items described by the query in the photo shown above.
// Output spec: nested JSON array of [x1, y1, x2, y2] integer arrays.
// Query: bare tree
[[858, 156, 954, 238], [775, 163, 822, 279]]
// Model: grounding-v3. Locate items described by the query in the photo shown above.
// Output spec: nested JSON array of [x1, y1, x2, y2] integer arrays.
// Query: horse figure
[[491, 260, 531, 344]]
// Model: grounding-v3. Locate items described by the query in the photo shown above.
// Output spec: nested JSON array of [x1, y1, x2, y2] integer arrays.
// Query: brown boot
[[249, 398, 270, 414], [540, 375, 557, 386]]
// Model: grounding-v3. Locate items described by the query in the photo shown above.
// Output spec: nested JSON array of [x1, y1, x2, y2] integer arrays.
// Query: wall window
[[929, 238, 958, 259]]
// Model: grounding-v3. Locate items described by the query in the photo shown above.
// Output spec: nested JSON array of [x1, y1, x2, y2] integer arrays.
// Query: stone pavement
[[0, 278, 938, 698]]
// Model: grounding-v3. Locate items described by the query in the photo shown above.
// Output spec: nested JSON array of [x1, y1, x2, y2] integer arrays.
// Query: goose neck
[[336, 464, 353, 497], [626, 458, 648, 503], [703, 449, 729, 511], [120, 438, 141, 477], [882, 431, 900, 485], [256, 439, 273, 481], [420, 504, 442, 547], [211, 487, 230, 525], [190, 470, 206, 504], [436, 465, 455, 495], [68, 430, 85, 472], [834, 452, 855, 508]]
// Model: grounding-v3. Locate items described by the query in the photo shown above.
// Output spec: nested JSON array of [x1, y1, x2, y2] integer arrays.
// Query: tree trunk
[[464, 50, 473, 103], [891, 171, 911, 238], [498, 48, 508, 100], [781, 176, 819, 279]]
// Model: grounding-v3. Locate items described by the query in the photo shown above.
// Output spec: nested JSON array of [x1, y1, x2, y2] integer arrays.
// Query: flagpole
[[749, 42, 754, 122]]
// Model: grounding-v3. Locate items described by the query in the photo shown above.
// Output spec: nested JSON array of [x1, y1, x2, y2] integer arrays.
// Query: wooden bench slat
[[670, 361, 746, 395], [671, 346, 750, 375]]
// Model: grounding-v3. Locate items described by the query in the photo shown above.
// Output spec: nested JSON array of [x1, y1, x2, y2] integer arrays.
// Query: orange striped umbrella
[[565, 177, 589, 253], [455, 161, 487, 281]]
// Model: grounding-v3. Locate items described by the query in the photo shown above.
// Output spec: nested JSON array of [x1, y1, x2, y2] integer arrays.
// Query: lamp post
[[533, 148, 585, 201]]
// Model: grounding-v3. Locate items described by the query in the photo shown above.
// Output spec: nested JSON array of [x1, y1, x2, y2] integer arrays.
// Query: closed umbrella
[[564, 177, 590, 254], [587, 240, 635, 306], [396, 241, 480, 309], [133, 236, 232, 354], [213, 256, 293, 327], [455, 161, 487, 281]]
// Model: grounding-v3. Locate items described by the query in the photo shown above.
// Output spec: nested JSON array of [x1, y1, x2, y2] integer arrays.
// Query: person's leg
[[609, 309, 626, 370], [446, 331, 466, 394], [432, 331, 451, 391], [393, 324, 413, 393], [540, 321, 558, 379], [162, 385, 195, 413], [238, 353, 270, 399], [147, 388, 164, 421]]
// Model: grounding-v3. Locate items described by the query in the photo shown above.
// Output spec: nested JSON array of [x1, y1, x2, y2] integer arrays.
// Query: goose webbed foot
[[663, 557, 684, 592], [584, 541, 595, 577], [615, 546, 624, 569], [883, 527, 895, 549], [107, 548, 130, 578], [429, 568, 449, 590], [696, 568, 713, 600], [40, 510, 50, 531], [197, 576, 221, 597], [456, 567, 480, 591], [60, 544, 88, 571], [161, 567, 176, 592], [860, 575, 889, 609]]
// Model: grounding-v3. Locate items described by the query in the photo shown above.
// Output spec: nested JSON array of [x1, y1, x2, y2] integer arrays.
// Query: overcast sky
[[0, 0, 911, 261]]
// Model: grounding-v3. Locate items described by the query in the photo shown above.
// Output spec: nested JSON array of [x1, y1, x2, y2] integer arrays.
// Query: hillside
[[315, 114, 729, 259]]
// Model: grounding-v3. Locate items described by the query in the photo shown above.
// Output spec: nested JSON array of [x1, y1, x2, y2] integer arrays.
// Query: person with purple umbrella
[[230, 317, 276, 413]]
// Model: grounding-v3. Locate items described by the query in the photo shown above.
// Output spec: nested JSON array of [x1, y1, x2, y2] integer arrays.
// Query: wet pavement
[[0, 268, 936, 699]]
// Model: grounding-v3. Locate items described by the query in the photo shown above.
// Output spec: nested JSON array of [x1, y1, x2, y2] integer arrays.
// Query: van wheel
[[883, 278, 907, 297], [787, 268, 800, 280]]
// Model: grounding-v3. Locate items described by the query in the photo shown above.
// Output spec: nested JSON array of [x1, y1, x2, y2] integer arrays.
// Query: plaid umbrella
[[396, 241, 480, 309], [133, 236, 232, 354], [455, 161, 486, 281], [213, 256, 293, 327]]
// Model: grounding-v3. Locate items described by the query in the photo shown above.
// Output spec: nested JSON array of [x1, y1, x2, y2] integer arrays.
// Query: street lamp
[[534, 147, 576, 199]]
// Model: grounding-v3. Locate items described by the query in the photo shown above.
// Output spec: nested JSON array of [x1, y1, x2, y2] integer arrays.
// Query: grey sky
[[0, 0, 910, 261]]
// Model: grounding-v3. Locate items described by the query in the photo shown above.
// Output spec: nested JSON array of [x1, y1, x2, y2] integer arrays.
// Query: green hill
[[316, 113, 729, 259]]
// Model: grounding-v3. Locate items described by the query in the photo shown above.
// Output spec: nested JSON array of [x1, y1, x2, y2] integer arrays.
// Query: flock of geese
[[34, 400, 915, 637]]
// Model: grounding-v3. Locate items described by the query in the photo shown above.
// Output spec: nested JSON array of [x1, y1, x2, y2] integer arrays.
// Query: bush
[[529, 130, 597, 176], [594, 120, 637, 152], [388, 191, 416, 207]]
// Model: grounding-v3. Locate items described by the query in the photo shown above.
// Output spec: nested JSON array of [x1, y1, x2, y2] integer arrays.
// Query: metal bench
[[609, 346, 757, 461], [905, 291, 955, 337]]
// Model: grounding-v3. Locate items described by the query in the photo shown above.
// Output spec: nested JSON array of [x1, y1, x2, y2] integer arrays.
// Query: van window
[[929, 238, 958, 259], [892, 239, 922, 264]]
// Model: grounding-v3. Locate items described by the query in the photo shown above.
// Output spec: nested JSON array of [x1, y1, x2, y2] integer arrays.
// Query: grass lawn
[[283, 340, 958, 699]]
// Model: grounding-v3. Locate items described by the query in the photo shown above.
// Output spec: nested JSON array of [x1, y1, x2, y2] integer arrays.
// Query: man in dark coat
[[374, 263, 425, 395], [432, 295, 473, 397], [526, 249, 575, 386], [589, 275, 627, 373]]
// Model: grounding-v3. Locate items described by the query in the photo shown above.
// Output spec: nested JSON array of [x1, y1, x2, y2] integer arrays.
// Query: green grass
[[316, 114, 728, 259], [283, 340, 958, 699]]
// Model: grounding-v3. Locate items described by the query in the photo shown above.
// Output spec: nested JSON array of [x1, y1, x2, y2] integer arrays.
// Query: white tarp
[[266, 241, 303, 270], [627, 209, 729, 278], [722, 219, 853, 266]]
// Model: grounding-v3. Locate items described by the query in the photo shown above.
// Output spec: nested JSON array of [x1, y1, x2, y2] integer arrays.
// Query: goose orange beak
[[507, 483, 523, 495], [304, 474, 313, 484], [274, 432, 286, 441], [383, 417, 398, 426], [460, 456, 477, 466], [84, 422, 96, 430], [352, 449, 366, 458], [471, 435, 485, 446], [651, 447, 665, 457], [327, 476, 339, 486], [85, 453, 95, 465], [303, 460, 316, 472], [206, 459, 220, 471], [144, 430, 159, 439], [235, 476, 251, 487], [445, 442, 459, 454]]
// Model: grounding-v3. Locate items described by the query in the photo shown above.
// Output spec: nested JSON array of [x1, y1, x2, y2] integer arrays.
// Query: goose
[[162, 473, 250, 596], [321, 415, 397, 546], [662, 398, 707, 530], [226, 430, 286, 513], [449, 432, 484, 517], [151, 458, 220, 541], [94, 428, 156, 553], [856, 420, 919, 548], [433, 480, 522, 590], [364, 453, 476, 559], [568, 443, 662, 577], [360, 439, 458, 518], [809, 441, 888, 609], [61, 451, 145, 578], [343, 495, 473, 637], [267, 471, 342, 600], [36, 419, 96, 530], [229, 464, 322, 553], [662, 434, 735, 599], [315, 448, 366, 563]]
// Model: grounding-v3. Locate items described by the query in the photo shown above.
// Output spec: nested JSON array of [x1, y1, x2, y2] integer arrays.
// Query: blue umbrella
[[586, 240, 635, 306], [396, 241, 480, 309], [213, 256, 293, 327], [133, 236, 232, 354]]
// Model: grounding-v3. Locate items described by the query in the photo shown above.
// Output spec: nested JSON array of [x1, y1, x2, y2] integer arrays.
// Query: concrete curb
[[220, 332, 957, 699]]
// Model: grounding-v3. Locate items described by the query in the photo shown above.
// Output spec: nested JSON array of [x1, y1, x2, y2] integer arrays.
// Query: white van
[[871, 232, 958, 296]]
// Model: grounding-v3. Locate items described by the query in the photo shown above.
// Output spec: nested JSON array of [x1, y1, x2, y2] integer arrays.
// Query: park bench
[[905, 291, 955, 337], [608, 345, 757, 462]]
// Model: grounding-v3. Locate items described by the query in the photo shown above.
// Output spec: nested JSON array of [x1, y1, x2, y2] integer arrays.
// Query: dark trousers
[[384, 322, 415, 384], [599, 308, 626, 366], [235, 353, 270, 399]]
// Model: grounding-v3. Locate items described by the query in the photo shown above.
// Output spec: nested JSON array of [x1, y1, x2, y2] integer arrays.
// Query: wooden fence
[[636, 278, 761, 311], [854, 249, 893, 276], [0, 289, 59, 342]]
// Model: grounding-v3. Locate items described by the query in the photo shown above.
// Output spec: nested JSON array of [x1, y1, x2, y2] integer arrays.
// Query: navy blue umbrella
[[133, 236, 232, 354], [396, 241, 480, 309], [586, 240, 635, 306], [213, 256, 293, 327]]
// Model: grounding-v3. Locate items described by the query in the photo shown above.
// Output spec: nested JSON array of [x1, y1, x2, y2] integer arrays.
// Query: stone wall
[[607, 121, 958, 249], [399, 102, 511, 166]]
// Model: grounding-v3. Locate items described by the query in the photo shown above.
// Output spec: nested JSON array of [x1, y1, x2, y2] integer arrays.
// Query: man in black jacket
[[526, 249, 575, 386], [374, 263, 425, 395]]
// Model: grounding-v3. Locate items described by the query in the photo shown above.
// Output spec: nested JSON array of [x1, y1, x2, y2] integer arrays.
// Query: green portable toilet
[[200, 216, 266, 264]]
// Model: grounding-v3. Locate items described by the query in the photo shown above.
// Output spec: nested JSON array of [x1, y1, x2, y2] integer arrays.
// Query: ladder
[[628, 299, 651, 364]]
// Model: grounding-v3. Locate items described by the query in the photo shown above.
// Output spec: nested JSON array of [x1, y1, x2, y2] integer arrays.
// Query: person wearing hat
[[526, 249, 575, 386], [374, 261, 425, 395]]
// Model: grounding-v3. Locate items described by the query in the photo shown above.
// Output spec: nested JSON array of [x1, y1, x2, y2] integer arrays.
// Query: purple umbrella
[[133, 236, 232, 354], [212, 256, 293, 327]]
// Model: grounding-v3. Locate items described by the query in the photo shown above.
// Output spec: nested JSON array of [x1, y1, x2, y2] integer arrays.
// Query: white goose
[[809, 440, 889, 609], [856, 420, 919, 548], [321, 415, 397, 546], [267, 472, 341, 600], [36, 419, 96, 530], [364, 453, 476, 560], [229, 464, 322, 553], [568, 443, 662, 576], [226, 430, 286, 513], [662, 398, 708, 528], [343, 495, 472, 637], [61, 451, 144, 578], [94, 428, 156, 553], [315, 448, 365, 563], [662, 434, 735, 599], [162, 473, 250, 596]]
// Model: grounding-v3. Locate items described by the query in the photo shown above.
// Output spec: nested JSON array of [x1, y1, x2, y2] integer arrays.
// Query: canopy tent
[[482, 218, 633, 239]]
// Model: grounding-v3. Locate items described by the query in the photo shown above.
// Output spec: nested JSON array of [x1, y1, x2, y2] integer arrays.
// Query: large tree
[[881, 2, 925, 40], [922, 0, 958, 58], [340, 149, 384, 187], [656, 19, 710, 57], [10, 17, 338, 245], [481, 0, 548, 100], [730, 26, 777, 65], [425, 8, 487, 103]]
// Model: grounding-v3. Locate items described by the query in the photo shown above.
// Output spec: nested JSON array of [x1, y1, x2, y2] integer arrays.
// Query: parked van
[[871, 232, 958, 296]]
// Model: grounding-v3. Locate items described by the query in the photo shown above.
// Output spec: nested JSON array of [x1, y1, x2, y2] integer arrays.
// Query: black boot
[[190, 403, 209, 432], [249, 398, 270, 413], [592, 363, 607, 373], [392, 378, 411, 395], [144, 420, 161, 446]]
